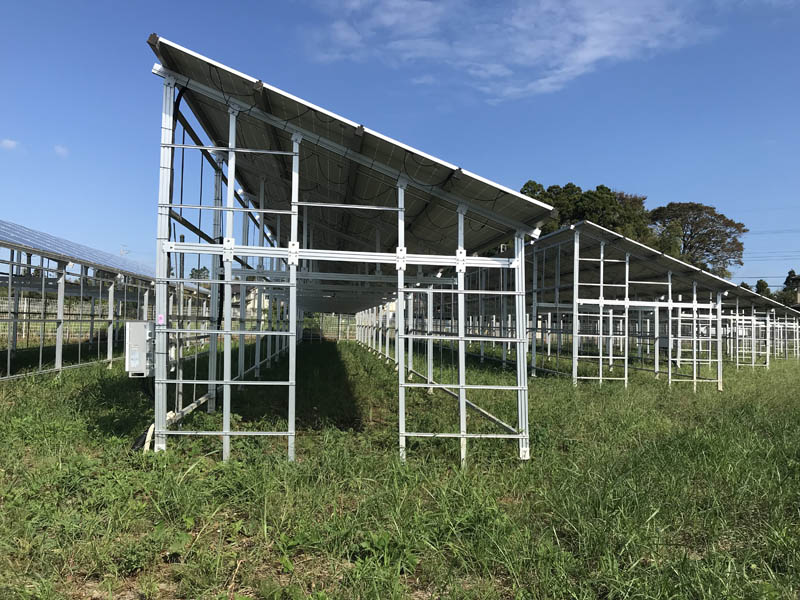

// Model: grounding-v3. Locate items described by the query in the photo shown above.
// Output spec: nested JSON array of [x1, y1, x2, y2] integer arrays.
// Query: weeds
[[0, 341, 799, 598]]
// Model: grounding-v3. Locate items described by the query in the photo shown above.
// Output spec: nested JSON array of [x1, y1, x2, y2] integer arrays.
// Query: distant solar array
[[0, 219, 153, 279]]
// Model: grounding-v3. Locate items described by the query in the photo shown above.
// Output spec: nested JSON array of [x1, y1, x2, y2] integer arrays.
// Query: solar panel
[[148, 35, 556, 257], [0, 219, 154, 279], [534, 221, 800, 315]]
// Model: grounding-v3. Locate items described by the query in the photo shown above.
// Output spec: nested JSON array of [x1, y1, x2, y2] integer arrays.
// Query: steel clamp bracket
[[455, 248, 467, 273], [222, 237, 235, 262], [288, 241, 300, 266], [396, 246, 407, 271]]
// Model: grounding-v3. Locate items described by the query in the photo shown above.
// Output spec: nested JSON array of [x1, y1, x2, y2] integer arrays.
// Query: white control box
[[125, 321, 155, 378]]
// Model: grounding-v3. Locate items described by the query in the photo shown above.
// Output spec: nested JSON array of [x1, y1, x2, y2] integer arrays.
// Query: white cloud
[[411, 74, 436, 85], [307, 0, 786, 101], [330, 20, 363, 49], [1, 138, 18, 150], [54, 144, 69, 158]]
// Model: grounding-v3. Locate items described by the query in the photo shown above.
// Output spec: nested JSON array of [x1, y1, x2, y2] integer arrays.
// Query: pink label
[[157, 314, 165, 325]]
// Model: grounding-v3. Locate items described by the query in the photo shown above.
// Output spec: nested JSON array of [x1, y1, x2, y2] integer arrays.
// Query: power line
[[744, 229, 800, 235]]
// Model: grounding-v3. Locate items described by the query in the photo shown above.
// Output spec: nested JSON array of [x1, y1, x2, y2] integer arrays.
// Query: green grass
[[1, 341, 800, 598]]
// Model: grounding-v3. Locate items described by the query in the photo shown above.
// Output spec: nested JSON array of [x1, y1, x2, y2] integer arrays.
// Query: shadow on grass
[[84, 370, 155, 439], [230, 340, 363, 431], [1, 336, 123, 378]]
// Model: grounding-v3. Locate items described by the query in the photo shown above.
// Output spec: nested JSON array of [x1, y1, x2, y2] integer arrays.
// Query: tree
[[774, 269, 800, 306], [190, 266, 209, 280], [520, 180, 651, 240], [190, 266, 210, 289], [783, 269, 799, 290], [755, 279, 772, 298], [575, 186, 653, 241], [520, 180, 581, 235], [739, 282, 752, 291], [649, 202, 748, 278]]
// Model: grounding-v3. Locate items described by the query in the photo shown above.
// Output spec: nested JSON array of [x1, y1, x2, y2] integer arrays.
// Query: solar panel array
[[0, 219, 154, 279]]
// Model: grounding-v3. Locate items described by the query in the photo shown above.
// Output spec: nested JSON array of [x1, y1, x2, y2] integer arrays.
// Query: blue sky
[[1, 0, 798, 288]]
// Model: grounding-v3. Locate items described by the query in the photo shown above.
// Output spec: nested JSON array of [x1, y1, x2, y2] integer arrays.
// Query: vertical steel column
[[456, 206, 468, 466], [394, 284, 400, 364], [287, 133, 302, 461], [256, 178, 265, 377], [766, 309, 772, 368], [608, 308, 614, 373], [143, 287, 150, 320], [555, 246, 562, 367], [154, 77, 175, 452], [371, 307, 376, 351], [691, 282, 697, 393], [378, 305, 384, 357], [89, 296, 96, 351], [716, 291, 723, 391], [375, 228, 381, 275], [514, 233, 530, 460], [479, 269, 485, 363], [599, 242, 605, 384], [239, 200, 248, 383], [667, 272, 673, 386], [407, 293, 413, 375], [531, 249, 537, 372], [385, 303, 391, 361], [269, 215, 281, 366], [54, 261, 67, 372], [676, 295, 683, 368], [221, 108, 239, 461], [302, 205, 308, 273], [751, 304, 756, 368], [427, 286, 433, 391], [396, 179, 407, 460], [106, 277, 116, 366], [654, 300, 660, 378], [637, 307, 643, 363], [208, 152, 223, 412], [78, 267, 85, 365], [501, 269, 507, 368], [7, 250, 16, 372], [783, 314, 788, 360], [38, 257, 45, 371], [6, 250, 13, 376], [571, 231, 580, 386], [734, 297, 740, 369], [177, 237, 185, 411], [623, 253, 629, 387]]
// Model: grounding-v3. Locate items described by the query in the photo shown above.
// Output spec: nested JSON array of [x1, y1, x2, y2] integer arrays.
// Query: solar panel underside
[[148, 36, 555, 258]]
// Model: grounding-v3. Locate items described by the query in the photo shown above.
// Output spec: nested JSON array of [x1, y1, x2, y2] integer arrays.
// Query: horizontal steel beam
[[165, 241, 514, 268]]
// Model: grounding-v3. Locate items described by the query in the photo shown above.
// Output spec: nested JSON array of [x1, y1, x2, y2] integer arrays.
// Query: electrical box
[[125, 320, 155, 378]]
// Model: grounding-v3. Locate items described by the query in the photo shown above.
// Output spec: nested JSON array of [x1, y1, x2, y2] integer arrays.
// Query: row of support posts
[[2, 245, 155, 380], [529, 228, 800, 391], [355, 188, 530, 465], [154, 76, 301, 460]]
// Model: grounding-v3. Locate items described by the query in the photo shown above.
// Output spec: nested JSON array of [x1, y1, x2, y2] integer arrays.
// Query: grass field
[[1, 340, 799, 599]]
